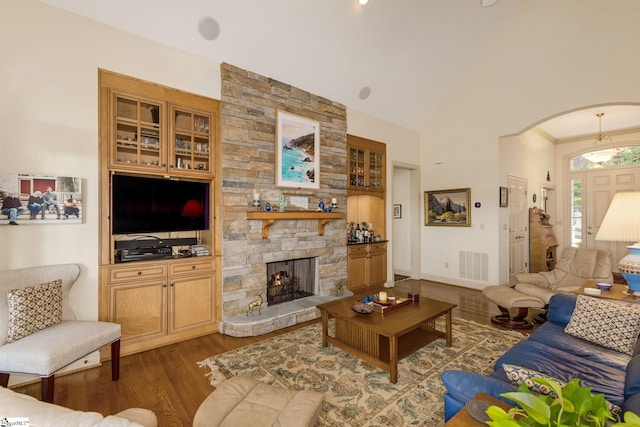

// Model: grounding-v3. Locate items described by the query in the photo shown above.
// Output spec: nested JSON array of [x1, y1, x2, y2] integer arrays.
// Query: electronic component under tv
[[111, 174, 210, 235]]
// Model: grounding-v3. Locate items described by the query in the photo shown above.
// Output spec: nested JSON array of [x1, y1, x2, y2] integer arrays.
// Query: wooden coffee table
[[317, 291, 457, 383]]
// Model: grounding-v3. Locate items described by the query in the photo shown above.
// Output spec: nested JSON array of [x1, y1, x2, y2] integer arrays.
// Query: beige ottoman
[[193, 376, 324, 427], [482, 285, 545, 330]]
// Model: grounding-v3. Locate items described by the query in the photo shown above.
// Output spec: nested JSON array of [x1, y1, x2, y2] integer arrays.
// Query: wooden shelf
[[247, 211, 343, 239]]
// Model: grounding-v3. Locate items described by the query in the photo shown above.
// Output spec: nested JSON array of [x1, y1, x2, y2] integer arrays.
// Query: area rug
[[198, 318, 523, 426]]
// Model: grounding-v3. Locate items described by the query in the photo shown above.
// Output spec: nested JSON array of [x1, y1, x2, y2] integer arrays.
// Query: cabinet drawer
[[170, 259, 214, 275], [369, 243, 387, 253], [348, 245, 369, 256], [109, 264, 167, 282]]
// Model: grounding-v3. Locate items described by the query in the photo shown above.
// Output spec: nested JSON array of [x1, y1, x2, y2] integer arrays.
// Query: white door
[[508, 176, 528, 280], [584, 167, 640, 270]]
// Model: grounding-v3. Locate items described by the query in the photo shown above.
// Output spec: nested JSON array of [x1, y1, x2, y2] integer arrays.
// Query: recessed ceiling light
[[359, 0, 369, 5], [481, 0, 499, 7], [358, 86, 371, 100], [198, 16, 220, 41]]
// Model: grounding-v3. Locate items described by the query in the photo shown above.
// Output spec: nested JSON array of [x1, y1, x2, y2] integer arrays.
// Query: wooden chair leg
[[111, 339, 120, 381], [41, 375, 55, 403], [0, 373, 9, 388]]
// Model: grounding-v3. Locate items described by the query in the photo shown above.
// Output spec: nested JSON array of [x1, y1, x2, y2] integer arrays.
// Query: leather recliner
[[483, 247, 613, 329]]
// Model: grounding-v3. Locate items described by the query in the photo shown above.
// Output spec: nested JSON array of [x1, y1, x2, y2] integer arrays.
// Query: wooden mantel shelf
[[247, 211, 344, 239]]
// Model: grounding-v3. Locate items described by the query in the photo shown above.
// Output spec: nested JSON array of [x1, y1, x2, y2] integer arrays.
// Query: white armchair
[[0, 264, 121, 403]]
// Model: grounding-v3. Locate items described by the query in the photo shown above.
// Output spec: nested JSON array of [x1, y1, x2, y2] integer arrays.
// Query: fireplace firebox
[[266, 257, 317, 306]]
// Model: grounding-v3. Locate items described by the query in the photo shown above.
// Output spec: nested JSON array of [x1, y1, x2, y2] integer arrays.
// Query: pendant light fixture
[[582, 113, 619, 164]]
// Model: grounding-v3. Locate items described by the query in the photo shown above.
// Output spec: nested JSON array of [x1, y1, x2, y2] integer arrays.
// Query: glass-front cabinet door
[[171, 106, 214, 177], [368, 150, 384, 190], [111, 92, 165, 172], [349, 147, 366, 188]]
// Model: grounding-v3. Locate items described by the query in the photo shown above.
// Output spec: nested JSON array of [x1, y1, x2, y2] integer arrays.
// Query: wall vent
[[459, 251, 489, 281]]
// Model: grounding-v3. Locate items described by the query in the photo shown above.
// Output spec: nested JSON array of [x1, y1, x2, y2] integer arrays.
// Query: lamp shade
[[595, 191, 640, 293], [595, 191, 640, 242]]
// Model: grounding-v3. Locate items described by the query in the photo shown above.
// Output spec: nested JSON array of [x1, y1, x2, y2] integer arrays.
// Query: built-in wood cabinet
[[529, 208, 558, 273], [347, 134, 387, 289], [347, 242, 387, 291], [102, 258, 217, 356], [347, 135, 385, 195], [98, 69, 221, 357]]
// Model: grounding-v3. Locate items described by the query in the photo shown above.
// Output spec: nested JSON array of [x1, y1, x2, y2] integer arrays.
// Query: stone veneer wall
[[220, 63, 348, 320]]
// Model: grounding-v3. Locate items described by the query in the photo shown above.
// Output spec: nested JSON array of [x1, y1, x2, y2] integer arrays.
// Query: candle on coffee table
[[379, 291, 387, 303]]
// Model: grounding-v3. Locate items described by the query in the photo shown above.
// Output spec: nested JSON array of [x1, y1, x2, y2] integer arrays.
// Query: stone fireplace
[[218, 63, 349, 336]]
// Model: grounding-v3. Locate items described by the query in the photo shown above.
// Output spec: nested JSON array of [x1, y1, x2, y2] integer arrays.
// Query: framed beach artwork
[[424, 188, 471, 226], [276, 111, 320, 189]]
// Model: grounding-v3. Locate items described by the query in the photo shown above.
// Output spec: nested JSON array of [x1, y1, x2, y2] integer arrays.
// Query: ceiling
[[38, 0, 640, 140]]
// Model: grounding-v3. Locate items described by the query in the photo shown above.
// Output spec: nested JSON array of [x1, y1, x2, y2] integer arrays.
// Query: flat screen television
[[111, 174, 210, 235]]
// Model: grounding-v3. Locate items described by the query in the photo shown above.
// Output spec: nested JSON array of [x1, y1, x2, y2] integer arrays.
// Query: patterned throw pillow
[[564, 295, 640, 356], [502, 364, 565, 395], [7, 280, 63, 343]]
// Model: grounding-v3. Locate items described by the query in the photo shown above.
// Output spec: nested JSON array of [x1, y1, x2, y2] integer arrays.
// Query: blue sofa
[[441, 293, 640, 421]]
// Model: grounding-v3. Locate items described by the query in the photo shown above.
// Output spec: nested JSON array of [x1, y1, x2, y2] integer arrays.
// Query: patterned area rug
[[198, 318, 523, 426]]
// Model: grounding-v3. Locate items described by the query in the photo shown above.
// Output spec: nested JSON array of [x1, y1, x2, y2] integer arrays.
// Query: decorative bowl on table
[[595, 282, 613, 291], [351, 302, 374, 314]]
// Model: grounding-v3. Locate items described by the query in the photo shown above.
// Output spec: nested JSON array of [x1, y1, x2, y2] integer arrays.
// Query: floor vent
[[459, 251, 489, 281]]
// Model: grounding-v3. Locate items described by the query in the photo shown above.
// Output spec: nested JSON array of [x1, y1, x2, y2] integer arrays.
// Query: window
[[570, 178, 582, 247]]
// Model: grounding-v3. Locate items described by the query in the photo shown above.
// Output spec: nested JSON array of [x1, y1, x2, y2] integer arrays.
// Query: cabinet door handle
[[137, 271, 142, 276], [192, 265, 196, 270], [162, 283, 167, 287], [170, 282, 174, 287]]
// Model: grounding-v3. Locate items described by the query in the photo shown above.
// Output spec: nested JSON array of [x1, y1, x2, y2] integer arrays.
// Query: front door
[[584, 167, 640, 270]]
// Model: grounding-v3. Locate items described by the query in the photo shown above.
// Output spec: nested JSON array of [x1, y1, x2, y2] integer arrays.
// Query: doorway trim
[[391, 161, 421, 281]]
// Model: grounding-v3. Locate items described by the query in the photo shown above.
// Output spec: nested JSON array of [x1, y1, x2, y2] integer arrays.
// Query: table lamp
[[595, 191, 640, 295]]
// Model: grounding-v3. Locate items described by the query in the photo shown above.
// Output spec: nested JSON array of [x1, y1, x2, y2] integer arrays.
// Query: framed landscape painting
[[276, 111, 320, 189], [424, 188, 471, 226]]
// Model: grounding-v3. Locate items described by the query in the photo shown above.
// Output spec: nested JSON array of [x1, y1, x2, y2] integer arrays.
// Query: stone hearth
[[219, 291, 353, 337]]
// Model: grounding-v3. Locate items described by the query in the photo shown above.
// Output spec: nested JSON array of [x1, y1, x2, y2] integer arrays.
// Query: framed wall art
[[393, 204, 402, 219], [499, 186, 508, 207], [276, 111, 320, 189], [0, 173, 83, 225], [424, 188, 471, 226]]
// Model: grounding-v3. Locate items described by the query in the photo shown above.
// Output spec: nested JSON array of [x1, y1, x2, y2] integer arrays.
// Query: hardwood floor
[[11, 280, 540, 426]]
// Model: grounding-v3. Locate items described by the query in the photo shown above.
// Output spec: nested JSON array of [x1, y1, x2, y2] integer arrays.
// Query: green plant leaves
[[485, 377, 626, 427]]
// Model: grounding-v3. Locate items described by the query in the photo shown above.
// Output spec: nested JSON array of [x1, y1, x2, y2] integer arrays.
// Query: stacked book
[[190, 244, 210, 256]]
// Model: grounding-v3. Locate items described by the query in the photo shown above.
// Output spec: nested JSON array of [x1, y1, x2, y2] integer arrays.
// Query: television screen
[[112, 174, 210, 235]]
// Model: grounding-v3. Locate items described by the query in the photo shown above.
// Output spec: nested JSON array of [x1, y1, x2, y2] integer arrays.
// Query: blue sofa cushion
[[441, 370, 517, 405], [546, 293, 578, 326], [529, 321, 631, 371], [625, 354, 640, 398], [494, 339, 626, 406]]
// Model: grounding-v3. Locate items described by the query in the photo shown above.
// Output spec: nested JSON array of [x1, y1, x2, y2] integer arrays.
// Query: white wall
[[419, 0, 640, 288]]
